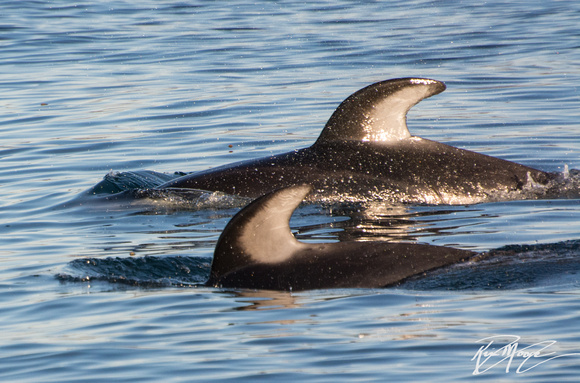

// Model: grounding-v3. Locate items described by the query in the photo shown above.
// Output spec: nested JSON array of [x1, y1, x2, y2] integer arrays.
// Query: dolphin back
[[157, 77, 552, 204], [208, 185, 476, 291]]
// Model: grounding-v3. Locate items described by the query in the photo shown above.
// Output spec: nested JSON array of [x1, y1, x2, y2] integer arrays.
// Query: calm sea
[[1, 1, 580, 381]]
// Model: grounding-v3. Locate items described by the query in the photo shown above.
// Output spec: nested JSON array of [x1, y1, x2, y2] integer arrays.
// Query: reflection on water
[[230, 290, 310, 311]]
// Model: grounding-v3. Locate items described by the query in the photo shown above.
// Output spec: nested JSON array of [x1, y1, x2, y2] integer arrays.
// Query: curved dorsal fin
[[209, 185, 311, 282], [315, 78, 445, 144]]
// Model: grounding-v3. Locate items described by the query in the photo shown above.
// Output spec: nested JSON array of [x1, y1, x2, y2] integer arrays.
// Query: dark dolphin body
[[207, 185, 476, 291], [159, 78, 554, 204]]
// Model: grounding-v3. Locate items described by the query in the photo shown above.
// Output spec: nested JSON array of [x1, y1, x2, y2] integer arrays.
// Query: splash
[[129, 188, 250, 211], [71, 170, 251, 212], [516, 167, 580, 201]]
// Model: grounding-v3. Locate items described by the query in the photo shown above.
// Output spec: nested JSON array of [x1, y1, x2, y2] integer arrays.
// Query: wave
[[57, 255, 211, 288]]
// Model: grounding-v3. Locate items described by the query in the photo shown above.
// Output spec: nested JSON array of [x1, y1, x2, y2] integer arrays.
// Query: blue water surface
[[1, 1, 580, 381]]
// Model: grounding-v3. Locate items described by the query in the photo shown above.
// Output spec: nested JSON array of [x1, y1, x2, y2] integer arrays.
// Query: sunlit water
[[2, 1, 580, 381]]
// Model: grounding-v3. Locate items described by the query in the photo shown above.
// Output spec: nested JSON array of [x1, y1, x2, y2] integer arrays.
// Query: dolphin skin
[[207, 185, 476, 291], [159, 78, 554, 204]]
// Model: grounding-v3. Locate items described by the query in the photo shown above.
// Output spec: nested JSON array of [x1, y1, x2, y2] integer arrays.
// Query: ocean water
[[2, 0, 580, 381]]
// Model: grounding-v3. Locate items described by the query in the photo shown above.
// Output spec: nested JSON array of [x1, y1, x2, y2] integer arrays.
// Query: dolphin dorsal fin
[[209, 185, 311, 282], [315, 78, 445, 144]]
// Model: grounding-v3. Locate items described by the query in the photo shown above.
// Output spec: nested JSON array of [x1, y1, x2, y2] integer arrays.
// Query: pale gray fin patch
[[315, 78, 445, 144], [238, 184, 310, 263], [210, 185, 311, 282]]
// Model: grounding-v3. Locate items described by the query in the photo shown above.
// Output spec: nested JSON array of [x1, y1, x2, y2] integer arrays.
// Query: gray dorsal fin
[[315, 78, 445, 144], [209, 185, 311, 282]]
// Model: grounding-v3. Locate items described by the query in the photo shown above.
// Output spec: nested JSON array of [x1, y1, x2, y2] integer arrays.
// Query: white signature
[[472, 335, 580, 375]]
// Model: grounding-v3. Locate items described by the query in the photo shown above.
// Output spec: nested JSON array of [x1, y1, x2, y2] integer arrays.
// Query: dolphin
[[159, 78, 555, 204], [207, 185, 476, 291]]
